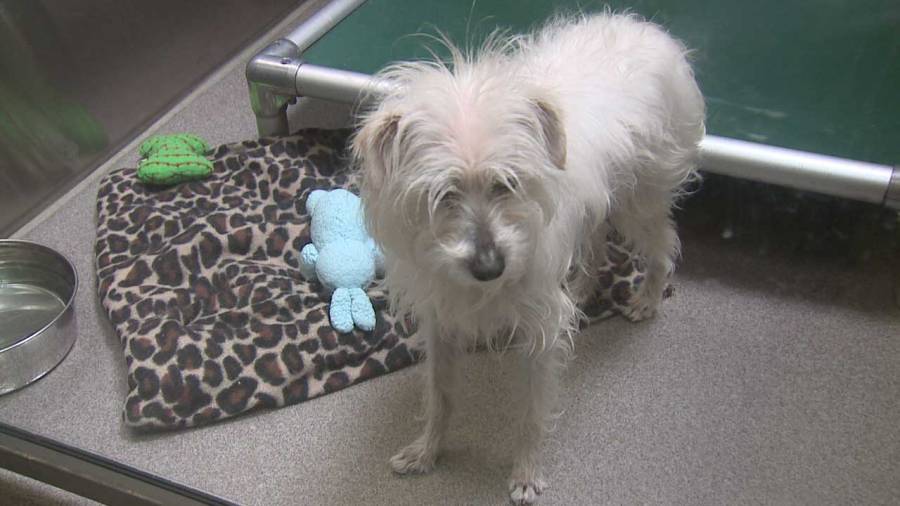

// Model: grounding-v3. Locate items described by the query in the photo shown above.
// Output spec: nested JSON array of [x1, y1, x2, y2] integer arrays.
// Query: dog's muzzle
[[468, 227, 505, 281]]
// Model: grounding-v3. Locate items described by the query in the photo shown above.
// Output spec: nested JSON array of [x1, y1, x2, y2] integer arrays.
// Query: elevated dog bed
[[95, 129, 655, 430]]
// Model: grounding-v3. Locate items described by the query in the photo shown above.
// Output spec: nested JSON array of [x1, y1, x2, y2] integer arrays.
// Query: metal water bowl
[[0, 240, 78, 395]]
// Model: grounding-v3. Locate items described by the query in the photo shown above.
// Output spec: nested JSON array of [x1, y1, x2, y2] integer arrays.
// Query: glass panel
[[0, 0, 300, 236]]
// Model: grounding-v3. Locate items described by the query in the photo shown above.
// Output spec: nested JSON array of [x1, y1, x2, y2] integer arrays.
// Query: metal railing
[[0, 422, 236, 506], [246, 0, 899, 209]]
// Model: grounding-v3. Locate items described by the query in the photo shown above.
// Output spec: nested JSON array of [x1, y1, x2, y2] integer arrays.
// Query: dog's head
[[352, 57, 567, 290]]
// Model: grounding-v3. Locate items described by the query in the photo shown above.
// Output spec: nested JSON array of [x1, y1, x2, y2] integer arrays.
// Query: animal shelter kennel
[[1, 0, 897, 504]]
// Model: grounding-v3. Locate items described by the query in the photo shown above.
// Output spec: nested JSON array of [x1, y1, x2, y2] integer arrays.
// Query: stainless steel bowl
[[0, 240, 78, 395]]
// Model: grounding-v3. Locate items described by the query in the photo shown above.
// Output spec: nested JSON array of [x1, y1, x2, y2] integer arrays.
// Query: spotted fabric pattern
[[94, 129, 657, 431]]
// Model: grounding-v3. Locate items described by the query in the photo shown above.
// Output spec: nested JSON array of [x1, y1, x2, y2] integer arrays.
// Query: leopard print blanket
[[95, 129, 653, 431]]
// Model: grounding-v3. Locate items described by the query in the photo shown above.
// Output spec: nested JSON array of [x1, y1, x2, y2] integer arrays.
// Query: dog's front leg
[[508, 341, 567, 504], [391, 315, 457, 474]]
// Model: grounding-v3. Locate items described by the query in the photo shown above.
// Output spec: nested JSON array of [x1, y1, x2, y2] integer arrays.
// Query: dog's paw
[[508, 477, 546, 505], [621, 284, 664, 322], [390, 440, 437, 475], [621, 296, 658, 322]]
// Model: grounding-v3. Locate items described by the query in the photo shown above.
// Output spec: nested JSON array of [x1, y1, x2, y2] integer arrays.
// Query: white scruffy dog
[[351, 12, 705, 505]]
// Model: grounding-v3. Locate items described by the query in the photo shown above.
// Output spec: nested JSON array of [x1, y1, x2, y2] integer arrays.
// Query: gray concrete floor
[[1, 6, 899, 505]]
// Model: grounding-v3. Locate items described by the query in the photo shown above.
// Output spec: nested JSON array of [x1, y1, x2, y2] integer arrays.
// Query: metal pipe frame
[[0, 422, 236, 506], [246, 2, 899, 209], [246, 0, 367, 135]]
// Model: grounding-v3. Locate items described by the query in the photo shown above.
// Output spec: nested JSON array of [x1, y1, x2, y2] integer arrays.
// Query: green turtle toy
[[137, 133, 213, 185]]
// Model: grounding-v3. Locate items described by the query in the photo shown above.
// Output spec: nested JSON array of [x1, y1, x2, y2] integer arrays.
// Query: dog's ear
[[352, 109, 402, 191], [531, 99, 567, 170]]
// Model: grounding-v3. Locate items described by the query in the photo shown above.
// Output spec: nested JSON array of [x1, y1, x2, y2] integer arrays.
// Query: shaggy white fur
[[351, 12, 705, 505]]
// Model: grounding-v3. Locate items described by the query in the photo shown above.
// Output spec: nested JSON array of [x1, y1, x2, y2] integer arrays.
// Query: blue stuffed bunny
[[300, 189, 383, 333]]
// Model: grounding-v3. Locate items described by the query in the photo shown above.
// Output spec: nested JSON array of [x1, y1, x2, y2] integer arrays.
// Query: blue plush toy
[[300, 189, 383, 333]]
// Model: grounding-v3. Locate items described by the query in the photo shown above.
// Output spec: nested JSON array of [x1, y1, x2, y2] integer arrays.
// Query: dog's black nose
[[469, 246, 505, 281]]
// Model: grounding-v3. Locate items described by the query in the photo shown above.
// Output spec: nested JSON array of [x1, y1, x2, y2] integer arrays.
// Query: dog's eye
[[491, 177, 518, 197], [437, 190, 459, 206]]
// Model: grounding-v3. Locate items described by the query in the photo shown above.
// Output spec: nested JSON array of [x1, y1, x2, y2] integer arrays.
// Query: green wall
[[304, 0, 899, 165]]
